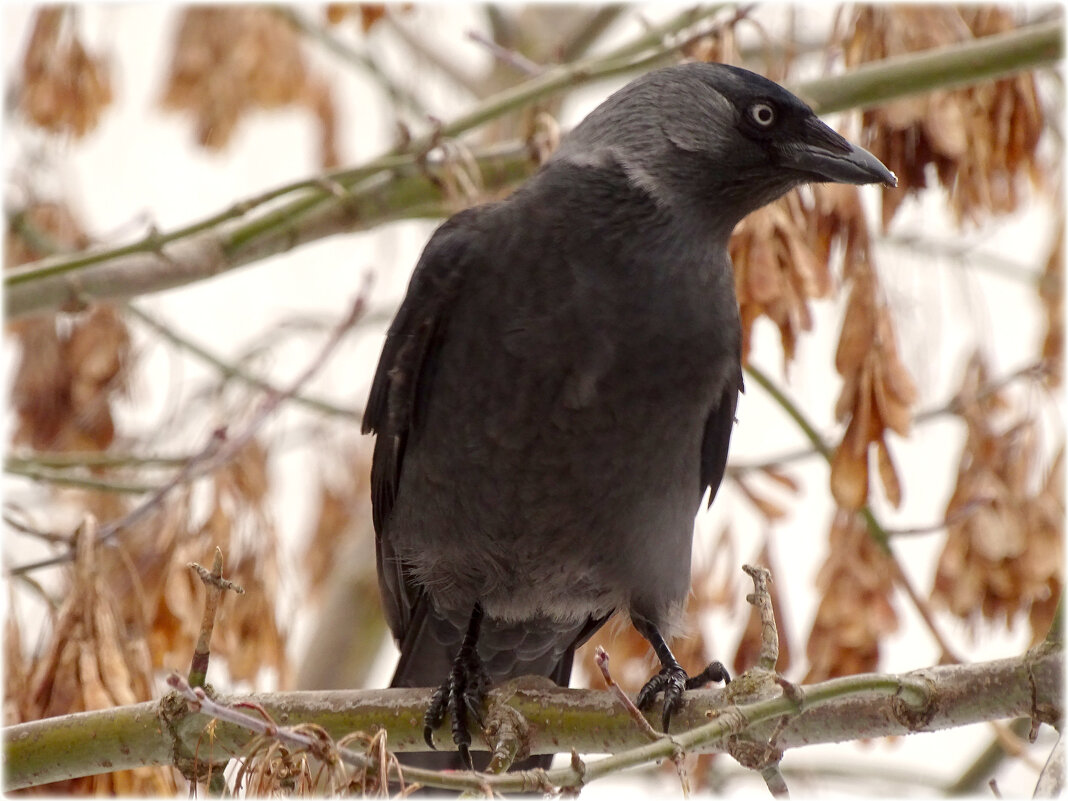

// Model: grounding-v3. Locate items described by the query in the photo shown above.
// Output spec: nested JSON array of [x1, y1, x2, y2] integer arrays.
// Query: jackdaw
[[362, 62, 896, 771]]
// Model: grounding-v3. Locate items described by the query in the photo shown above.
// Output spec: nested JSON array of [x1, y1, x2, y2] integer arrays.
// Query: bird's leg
[[632, 616, 730, 732], [423, 603, 490, 770]]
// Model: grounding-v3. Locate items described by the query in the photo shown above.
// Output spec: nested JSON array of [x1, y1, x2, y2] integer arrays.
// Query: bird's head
[[553, 62, 896, 234]]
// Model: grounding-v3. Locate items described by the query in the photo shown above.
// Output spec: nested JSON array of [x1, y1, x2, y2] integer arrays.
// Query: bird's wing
[[700, 368, 743, 506], [361, 210, 480, 639]]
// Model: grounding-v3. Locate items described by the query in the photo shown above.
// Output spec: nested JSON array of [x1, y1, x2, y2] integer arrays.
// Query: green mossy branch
[[4, 643, 1061, 792]]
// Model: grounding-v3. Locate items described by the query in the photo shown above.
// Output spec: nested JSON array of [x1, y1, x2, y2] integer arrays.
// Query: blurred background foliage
[[2, 3, 1063, 795]]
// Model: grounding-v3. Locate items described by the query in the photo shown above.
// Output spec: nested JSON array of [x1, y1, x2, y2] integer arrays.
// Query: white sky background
[[2, 4, 1062, 797]]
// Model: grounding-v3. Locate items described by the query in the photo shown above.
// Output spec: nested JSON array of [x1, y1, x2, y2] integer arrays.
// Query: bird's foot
[[423, 614, 491, 770], [636, 660, 730, 732]]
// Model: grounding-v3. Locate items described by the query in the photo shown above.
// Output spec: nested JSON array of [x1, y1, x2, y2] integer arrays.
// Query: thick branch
[[5, 21, 1062, 320], [800, 19, 1064, 113], [4, 643, 1061, 791]]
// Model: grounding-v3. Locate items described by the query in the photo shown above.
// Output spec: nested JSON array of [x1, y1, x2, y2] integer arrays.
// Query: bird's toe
[[685, 660, 731, 690]]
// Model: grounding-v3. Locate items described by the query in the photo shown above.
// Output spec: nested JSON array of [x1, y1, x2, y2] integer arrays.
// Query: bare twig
[[7, 280, 372, 577], [555, 5, 627, 64], [383, 9, 482, 98], [467, 30, 543, 75], [187, 548, 245, 689], [274, 7, 428, 117], [4, 509, 72, 545], [6, 451, 190, 469], [888, 558, 963, 664], [743, 564, 778, 671], [4, 461, 160, 495], [124, 302, 362, 422], [729, 361, 1050, 481], [883, 496, 995, 537], [594, 646, 661, 741]]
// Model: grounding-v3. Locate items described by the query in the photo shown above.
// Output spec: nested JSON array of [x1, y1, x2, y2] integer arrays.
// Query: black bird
[[362, 62, 895, 771]]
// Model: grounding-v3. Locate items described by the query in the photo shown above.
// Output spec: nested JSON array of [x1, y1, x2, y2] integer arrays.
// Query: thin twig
[[2, 511, 71, 545], [746, 362, 964, 659], [467, 29, 543, 75], [7, 279, 372, 577], [382, 11, 482, 97], [729, 361, 1049, 479], [743, 564, 778, 671], [124, 302, 362, 422], [888, 553, 963, 664], [4, 462, 160, 495], [6, 451, 191, 469], [274, 7, 428, 117], [594, 646, 661, 741], [555, 5, 628, 64], [883, 496, 994, 537], [187, 548, 245, 689]]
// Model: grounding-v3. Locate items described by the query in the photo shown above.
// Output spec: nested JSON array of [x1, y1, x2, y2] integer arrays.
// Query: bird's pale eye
[[748, 102, 776, 127]]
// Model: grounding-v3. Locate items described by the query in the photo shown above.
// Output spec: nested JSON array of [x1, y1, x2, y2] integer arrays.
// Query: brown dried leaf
[[835, 271, 876, 377], [1039, 219, 1064, 388], [161, 7, 340, 167], [831, 414, 871, 511], [731, 190, 830, 366], [842, 6, 1047, 228], [875, 437, 903, 508], [759, 466, 801, 494], [16, 520, 174, 792], [805, 510, 898, 682], [932, 358, 1064, 637], [6, 205, 133, 452], [19, 8, 113, 137], [832, 264, 916, 509]]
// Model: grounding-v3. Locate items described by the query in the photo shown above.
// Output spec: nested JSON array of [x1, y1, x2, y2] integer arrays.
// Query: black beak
[[783, 116, 897, 188]]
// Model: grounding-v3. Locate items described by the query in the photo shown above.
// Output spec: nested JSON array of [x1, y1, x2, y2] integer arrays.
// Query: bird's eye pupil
[[750, 103, 775, 127]]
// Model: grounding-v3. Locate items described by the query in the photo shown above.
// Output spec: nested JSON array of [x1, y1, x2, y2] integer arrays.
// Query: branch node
[[483, 700, 525, 773], [774, 676, 805, 711], [890, 675, 937, 731]]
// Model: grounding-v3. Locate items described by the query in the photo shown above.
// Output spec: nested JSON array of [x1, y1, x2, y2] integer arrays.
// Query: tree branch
[[799, 19, 1064, 114], [4, 643, 1060, 792], [5, 20, 1060, 320]]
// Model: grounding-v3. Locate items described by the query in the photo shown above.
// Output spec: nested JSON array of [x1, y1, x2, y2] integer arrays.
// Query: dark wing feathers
[[362, 212, 480, 637], [700, 369, 743, 506], [362, 214, 478, 530]]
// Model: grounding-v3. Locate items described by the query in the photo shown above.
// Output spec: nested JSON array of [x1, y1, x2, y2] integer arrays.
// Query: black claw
[[424, 682, 449, 749], [637, 659, 730, 732], [458, 742, 474, 772], [635, 671, 665, 711], [422, 604, 490, 769], [685, 660, 731, 689]]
